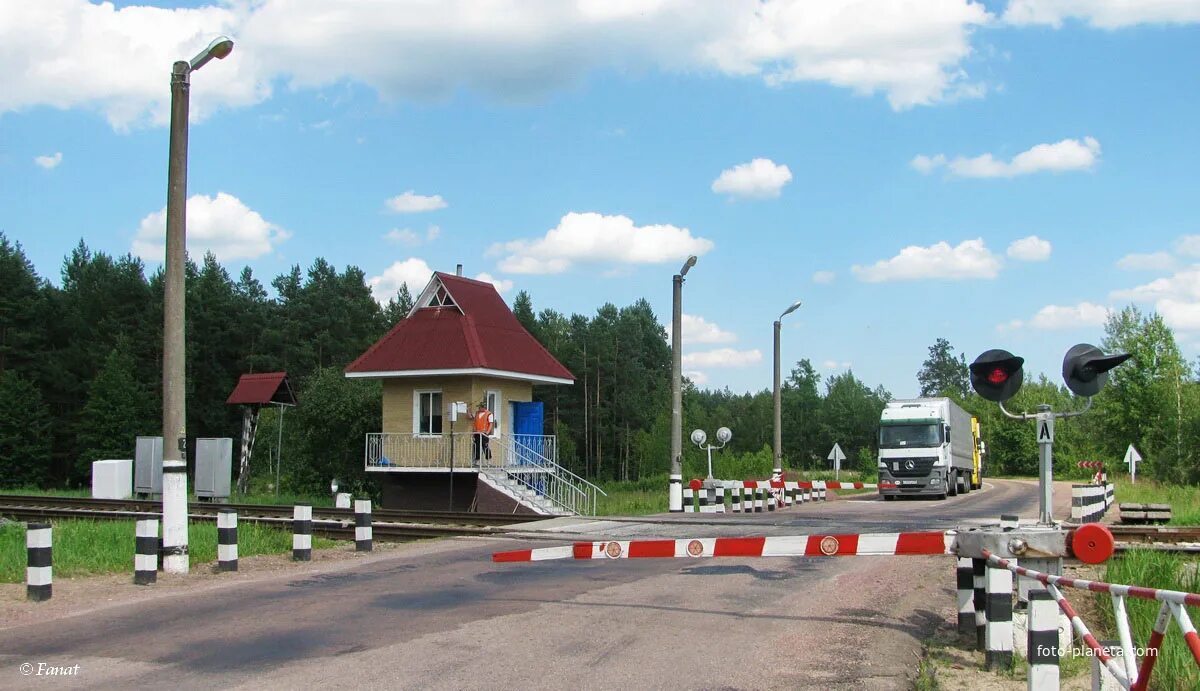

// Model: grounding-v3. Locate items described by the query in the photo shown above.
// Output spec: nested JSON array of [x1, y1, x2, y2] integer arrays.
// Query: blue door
[[511, 401, 543, 437], [510, 402, 546, 494]]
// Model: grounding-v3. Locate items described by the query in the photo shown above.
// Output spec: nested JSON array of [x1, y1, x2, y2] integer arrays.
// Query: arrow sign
[[1124, 444, 1143, 484], [828, 443, 845, 480]]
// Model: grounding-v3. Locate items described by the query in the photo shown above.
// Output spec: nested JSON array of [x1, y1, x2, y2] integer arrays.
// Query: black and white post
[[973, 558, 987, 650], [984, 563, 1014, 670], [217, 509, 238, 571], [135, 516, 158, 585], [354, 500, 373, 552], [1026, 589, 1059, 690], [956, 557, 974, 638], [293, 504, 312, 561], [26, 522, 52, 601]]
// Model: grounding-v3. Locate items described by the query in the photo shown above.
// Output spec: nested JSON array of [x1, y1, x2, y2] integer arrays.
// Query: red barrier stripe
[[1188, 593, 1200, 607], [573, 543, 593, 559], [1133, 629, 1166, 691], [804, 534, 859, 556], [713, 536, 766, 557], [493, 549, 532, 562], [1129, 585, 1158, 600], [895, 532, 947, 555], [628, 540, 676, 558], [1184, 631, 1200, 666]]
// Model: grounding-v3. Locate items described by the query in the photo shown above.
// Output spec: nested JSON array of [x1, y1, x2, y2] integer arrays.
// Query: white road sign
[[1124, 444, 1143, 483]]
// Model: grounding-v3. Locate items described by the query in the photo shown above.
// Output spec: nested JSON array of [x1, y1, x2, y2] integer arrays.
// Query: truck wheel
[[947, 472, 958, 497]]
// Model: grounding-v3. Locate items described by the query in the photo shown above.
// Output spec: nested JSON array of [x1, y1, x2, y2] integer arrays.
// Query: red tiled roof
[[345, 273, 574, 382], [226, 372, 297, 406]]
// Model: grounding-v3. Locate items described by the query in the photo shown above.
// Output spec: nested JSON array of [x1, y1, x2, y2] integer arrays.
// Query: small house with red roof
[[345, 269, 602, 515]]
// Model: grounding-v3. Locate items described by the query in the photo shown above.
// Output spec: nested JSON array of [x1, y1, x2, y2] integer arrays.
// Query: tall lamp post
[[162, 35, 234, 575], [669, 255, 698, 512], [773, 300, 802, 476]]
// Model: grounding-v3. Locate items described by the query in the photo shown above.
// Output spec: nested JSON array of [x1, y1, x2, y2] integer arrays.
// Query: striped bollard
[[1027, 589, 1059, 690], [26, 523, 52, 601], [134, 516, 158, 585], [682, 487, 694, 512], [218, 509, 238, 571], [956, 557, 974, 638], [973, 558, 987, 650], [818, 481, 827, 501], [743, 487, 752, 512], [293, 504, 312, 561], [354, 500, 373, 552], [984, 563, 1014, 670], [714, 487, 725, 513], [754, 487, 764, 513], [698, 489, 709, 513], [731, 485, 742, 513], [767, 489, 776, 511]]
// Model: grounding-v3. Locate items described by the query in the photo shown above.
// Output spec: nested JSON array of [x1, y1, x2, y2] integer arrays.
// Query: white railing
[[490, 434, 605, 516]]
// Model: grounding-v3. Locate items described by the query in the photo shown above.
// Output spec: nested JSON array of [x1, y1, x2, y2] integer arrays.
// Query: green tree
[[285, 366, 381, 494], [0, 234, 46, 377], [917, 337, 969, 398], [818, 370, 888, 469], [0, 370, 53, 487], [781, 359, 822, 468], [383, 284, 414, 324], [512, 290, 537, 337], [76, 342, 154, 478]]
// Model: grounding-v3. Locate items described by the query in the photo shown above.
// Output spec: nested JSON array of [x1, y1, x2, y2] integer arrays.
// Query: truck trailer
[[876, 398, 980, 500]]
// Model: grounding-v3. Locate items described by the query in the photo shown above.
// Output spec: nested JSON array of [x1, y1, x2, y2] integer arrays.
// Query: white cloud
[[812, 270, 835, 284], [1004, 1, 1200, 28], [681, 314, 737, 344], [852, 238, 1002, 282], [384, 224, 441, 247], [1116, 252, 1175, 272], [683, 348, 762, 368], [912, 137, 1101, 178], [34, 152, 62, 169], [684, 370, 710, 386], [995, 319, 1024, 333], [711, 158, 792, 199], [1007, 235, 1052, 262], [1029, 302, 1110, 329], [822, 360, 852, 370], [1111, 266, 1200, 331], [474, 272, 514, 294], [132, 192, 289, 262], [1175, 235, 1200, 257], [492, 211, 713, 274], [425, 225, 442, 242], [3, 1, 993, 130], [367, 258, 434, 304], [386, 191, 447, 213]]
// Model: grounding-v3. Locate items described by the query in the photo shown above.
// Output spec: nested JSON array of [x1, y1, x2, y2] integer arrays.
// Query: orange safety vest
[[473, 409, 493, 433]]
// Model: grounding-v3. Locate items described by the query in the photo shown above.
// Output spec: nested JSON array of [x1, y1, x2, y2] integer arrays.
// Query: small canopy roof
[[226, 372, 297, 406]]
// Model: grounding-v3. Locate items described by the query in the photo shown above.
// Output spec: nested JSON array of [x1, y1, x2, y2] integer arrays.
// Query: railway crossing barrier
[[217, 509, 238, 571], [1071, 483, 1116, 523], [292, 504, 312, 561], [680, 478, 896, 513], [26, 522, 52, 601], [134, 516, 158, 584]]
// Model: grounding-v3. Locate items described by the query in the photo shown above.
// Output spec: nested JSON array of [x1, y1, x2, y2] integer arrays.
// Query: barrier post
[[26, 522, 52, 601], [731, 484, 742, 513], [1027, 589, 1059, 690], [973, 558, 987, 650], [985, 563, 1014, 670], [698, 488, 709, 513], [715, 487, 726, 513], [682, 487, 694, 512], [743, 487, 752, 511], [754, 487, 764, 513], [956, 557, 975, 638], [135, 516, 158, 584], [292, 504, 312, 561], [217, 509, 238, 571], [355, 499, 373, 552]]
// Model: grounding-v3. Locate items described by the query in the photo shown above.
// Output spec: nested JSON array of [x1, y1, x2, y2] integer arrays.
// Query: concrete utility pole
[[669, 256, 697, 512], [772, 301, 801, 476], [162, 36, 234, 574]]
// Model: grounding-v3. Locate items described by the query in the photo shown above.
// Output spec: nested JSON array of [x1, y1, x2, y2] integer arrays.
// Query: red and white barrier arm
[[494, 531, 954, 562], [1045, 581, 1130, 687], [984, 551, 1200, 608]]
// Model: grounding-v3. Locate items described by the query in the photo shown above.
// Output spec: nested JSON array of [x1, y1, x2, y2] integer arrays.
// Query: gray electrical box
[[134, 436, 163, 496], [195, 437, 233, 500]]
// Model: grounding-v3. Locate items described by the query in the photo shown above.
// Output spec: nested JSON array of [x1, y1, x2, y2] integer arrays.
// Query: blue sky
[[2, 1, 1199, 399]]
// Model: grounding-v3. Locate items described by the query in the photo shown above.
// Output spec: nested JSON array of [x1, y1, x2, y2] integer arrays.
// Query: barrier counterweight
[[292, 504, 312, 561], [217, 510, 238, 572], [26, 522, 52, 601], [134, 517, 158, 585], [355, 499, 373, 552]]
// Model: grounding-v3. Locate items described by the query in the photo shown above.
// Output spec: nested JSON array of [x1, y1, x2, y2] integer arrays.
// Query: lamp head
[[680, 255, 698, 276], [716, 426, 732, 444], [330, 478, 339, 494], [780, 300, 802, 319], [690, 429, 707, 446], [189, 36, 235, 71]]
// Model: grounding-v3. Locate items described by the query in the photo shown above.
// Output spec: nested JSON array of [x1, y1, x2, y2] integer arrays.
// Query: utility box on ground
[[134, 436, 163, 496], [195, 437, 233, 500], [92, 459, 133, 499]]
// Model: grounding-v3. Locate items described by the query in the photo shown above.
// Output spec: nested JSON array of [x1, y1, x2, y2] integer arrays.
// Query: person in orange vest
[[473, 401, 495, 465]]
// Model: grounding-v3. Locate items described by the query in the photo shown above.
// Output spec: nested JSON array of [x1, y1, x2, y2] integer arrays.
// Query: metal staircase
[[482, 435, 605, 516]]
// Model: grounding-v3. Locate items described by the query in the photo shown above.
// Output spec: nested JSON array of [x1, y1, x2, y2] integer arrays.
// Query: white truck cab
[[877, 398, 975, 500]]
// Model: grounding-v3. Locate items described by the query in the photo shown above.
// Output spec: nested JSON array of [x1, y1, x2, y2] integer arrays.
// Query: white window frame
[[413, 389, 443, 437], [485, 390, 501, 437]]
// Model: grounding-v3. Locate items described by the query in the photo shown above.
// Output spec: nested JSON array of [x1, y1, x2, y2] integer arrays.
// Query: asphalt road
[[0, 479, 1071, 690]]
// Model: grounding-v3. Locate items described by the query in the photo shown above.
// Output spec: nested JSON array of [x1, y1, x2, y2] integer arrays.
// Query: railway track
[[1108, 524, 1200, 553], [0, 494, 543, 542]]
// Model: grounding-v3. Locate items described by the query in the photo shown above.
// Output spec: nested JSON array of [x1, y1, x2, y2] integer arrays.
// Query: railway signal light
[[969, 349, 1025, 402], [1061, 343, 1131, 397]]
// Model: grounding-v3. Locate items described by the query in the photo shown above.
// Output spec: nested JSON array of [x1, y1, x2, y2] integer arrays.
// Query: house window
[[485, 390, 501, 437], [415, 391, 443, 435]]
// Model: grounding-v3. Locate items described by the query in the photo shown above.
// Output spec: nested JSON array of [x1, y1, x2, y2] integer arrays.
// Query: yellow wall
[[381, 376, 535, 435]]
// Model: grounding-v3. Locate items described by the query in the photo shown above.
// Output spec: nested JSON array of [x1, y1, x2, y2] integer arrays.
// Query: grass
[[1098, 549, 1200, 690], [1109, 477, 1200, 524], [0, 519, 336, 584]]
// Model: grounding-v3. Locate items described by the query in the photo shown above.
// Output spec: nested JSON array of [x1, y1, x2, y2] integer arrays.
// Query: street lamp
[[773, 300, 801, 476], [161, 35, 234, 575], [670, 255, 698, 512], [692, 426, 732, 481]]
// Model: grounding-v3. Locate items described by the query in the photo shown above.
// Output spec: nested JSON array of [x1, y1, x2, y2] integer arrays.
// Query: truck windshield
[[879, 424, 942, 448]]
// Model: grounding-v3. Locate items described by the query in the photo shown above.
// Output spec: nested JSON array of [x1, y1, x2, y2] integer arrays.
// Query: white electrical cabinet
[[92, 459, 133, 499]]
